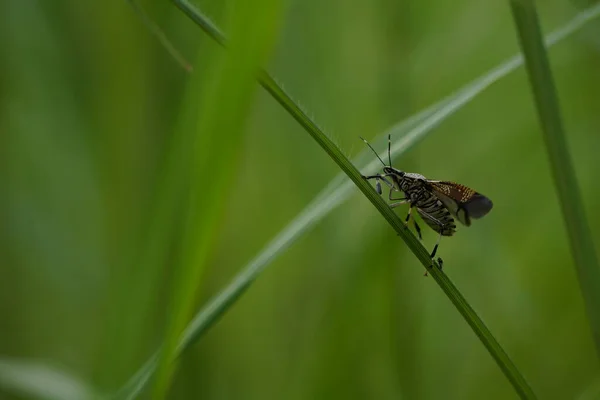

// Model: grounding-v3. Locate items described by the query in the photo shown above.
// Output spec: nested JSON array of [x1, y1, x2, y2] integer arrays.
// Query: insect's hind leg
[[413, 218, 423, 240], [421, 233, 443, 277], [415, 208, 446, 271], [430, 232, 442, 259]]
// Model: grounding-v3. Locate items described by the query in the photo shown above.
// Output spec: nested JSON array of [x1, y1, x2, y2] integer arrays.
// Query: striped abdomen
[[414, 193, 456, 236]]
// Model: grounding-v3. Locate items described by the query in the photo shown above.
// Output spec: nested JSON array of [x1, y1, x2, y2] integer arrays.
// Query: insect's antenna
[[360, 136, 386, 167], [388, 134, 392, 167]]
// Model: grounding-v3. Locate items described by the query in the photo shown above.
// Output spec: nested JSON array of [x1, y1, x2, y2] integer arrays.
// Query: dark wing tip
[[464, 194, 493, 219]]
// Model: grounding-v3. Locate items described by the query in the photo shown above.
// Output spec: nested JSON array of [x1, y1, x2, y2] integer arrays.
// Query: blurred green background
[[2, 0, 600, 399]]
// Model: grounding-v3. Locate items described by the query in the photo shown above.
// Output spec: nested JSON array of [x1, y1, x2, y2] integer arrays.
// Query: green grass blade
[[115, 354, 159, 400], [509, 0, 600, 360], [112, 4, 600, 399], [173, 0, 225, 47], [169, 1, 536, 398], [149, 1, 284, 398]]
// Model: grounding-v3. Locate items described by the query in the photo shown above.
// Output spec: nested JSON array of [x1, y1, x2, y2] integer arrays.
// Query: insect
[[361, 135, 493, 265]]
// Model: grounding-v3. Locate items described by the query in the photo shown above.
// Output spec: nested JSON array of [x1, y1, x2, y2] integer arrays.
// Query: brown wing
[[428, 181, 493, 226]]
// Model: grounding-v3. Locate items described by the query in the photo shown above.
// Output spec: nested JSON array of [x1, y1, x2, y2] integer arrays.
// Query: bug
[[360, 135, 493, 265]]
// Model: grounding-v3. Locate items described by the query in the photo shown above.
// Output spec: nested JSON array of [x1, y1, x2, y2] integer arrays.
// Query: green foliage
[[1, 1, 600, 399]]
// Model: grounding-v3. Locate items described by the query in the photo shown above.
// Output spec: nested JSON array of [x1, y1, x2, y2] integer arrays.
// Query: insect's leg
[[402, 204, 423, 239], [413, 218, 423, 240], [388, 187, 406, 202], [389, 200, 409, 208], [375, 178, 382, 194], [430, 231, 442, 259], [362, 174, 378, 180], [422, 233, 443, 277], [404, 204, 413, 222], [389, 191, 407, 206], [379, 176, 393, 188], [389, 188, 407, 204], [368, 172, 400, 183], [363, 174, 393, 195], [414, 208, 446, 266], [425, 256, 444, 277], [362, 174, 381, 191], [363, 174, 389, 182]]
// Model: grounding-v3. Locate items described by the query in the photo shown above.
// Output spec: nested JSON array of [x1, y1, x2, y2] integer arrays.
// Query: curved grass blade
[[116, 2, 600, 399], [509, 0, 600, 360]]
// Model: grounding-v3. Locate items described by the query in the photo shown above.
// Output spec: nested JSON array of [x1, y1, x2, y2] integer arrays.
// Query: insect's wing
[[428, 181, 493, 226]]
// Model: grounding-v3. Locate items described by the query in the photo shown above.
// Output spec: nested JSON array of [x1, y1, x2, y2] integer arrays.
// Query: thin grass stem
[[509, 0, 600, 360], [126, 0, 192, 72]]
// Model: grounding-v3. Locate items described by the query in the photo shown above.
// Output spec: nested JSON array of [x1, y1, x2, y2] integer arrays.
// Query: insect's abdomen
[[415, 194, 456, 236]]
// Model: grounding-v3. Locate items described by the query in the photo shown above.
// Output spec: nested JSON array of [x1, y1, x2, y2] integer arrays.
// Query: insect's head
[[383, 166, 404, 177]]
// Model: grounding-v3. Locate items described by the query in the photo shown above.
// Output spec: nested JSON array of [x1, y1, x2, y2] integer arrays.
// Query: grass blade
[[509, 0, 600, 360], [250, 64, 542, 399], [169, 1, 537, 398], [126, 0, 192, 72], [117, 2, 600, 398], [149, 0, 284, 398]]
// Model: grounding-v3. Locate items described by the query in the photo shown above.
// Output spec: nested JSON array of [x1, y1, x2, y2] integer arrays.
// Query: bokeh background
[[2, 0, 600, 399]]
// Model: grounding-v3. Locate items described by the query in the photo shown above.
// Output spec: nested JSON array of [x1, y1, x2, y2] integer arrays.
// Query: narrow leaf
[[509, 0, 600, 360]]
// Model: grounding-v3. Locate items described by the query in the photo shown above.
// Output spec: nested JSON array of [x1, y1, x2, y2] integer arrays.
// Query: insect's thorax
[[394, 173, 430, 204], [394, 173, 456, 236]]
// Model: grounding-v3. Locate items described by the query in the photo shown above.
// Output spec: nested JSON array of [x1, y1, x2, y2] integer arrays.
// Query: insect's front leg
[[388, 187, 408, 207], [363, 174, 393, 183], [363, 174, 393, 195], [363, 173, 398, 185], [388, 189, 405, 202]]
